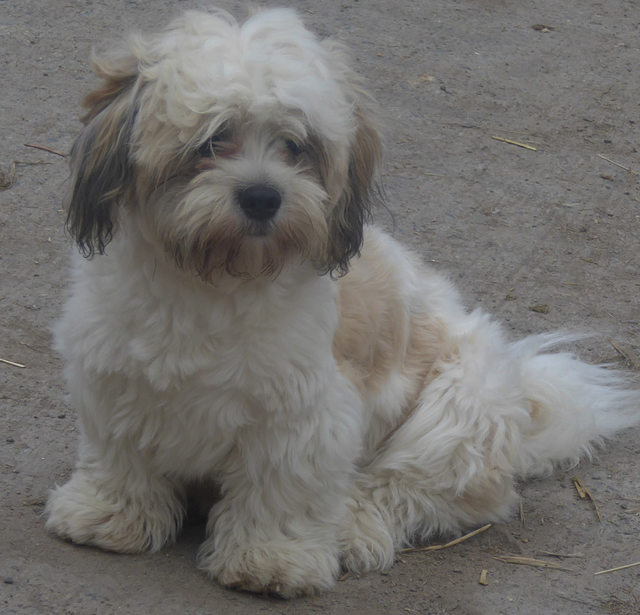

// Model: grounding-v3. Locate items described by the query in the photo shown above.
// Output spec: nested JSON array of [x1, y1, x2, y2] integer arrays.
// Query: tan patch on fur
[[529, 400, 542, 421], [81, 52, 139, 123], [82, 76, 136, 123], [333, 235, 445, 403], [456, 472, 518, 522]]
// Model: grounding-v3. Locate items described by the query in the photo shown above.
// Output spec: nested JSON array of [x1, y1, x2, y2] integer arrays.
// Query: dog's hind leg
[[341, 312, 639, 575], [341, 311, 524, 572]]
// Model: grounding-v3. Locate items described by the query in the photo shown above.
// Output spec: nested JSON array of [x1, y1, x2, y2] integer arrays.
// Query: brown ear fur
[[66, 51, 139, 257], [318, 40, 383, 276], [326, 102, 382, 277]]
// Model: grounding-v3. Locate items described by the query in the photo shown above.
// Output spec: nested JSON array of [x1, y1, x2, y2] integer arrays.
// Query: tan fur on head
[[81, 50, 139, 124], [64, 8, 383, 279]]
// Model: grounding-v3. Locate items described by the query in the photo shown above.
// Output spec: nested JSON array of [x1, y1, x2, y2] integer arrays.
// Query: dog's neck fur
[[64, 217, 340, 390]]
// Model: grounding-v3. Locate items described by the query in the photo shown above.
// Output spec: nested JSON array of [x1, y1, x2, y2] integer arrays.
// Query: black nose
[[237, 185, 282, 222]]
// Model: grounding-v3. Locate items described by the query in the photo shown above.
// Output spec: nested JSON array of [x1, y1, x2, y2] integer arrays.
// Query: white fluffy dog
[[45, 7, 639, 597]]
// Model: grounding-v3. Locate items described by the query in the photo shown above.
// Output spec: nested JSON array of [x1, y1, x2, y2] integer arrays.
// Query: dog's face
[[67, 8, 381, 279]]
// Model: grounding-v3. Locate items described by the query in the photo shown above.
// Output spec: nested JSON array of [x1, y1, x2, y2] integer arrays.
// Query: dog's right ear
[[66, 49, 140, 257]]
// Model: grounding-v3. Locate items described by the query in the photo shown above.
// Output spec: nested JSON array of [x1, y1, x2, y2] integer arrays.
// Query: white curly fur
[[45, 7, 640, 597]]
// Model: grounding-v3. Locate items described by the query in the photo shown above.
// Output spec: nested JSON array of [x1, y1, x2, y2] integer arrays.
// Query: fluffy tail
[[513, 334, 640, 477], [344, 322, 639, 560]]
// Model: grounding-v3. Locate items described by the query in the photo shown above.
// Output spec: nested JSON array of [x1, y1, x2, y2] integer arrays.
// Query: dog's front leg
[[45, 439, 184, 553], [198, 407, 360, 598]]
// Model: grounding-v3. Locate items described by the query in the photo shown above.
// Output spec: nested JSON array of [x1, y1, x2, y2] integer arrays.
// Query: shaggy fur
[[45, 7, 639, 597]]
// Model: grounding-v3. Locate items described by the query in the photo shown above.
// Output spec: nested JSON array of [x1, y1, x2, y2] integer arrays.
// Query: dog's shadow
[[172, 479, 219, 551], [171, 519, 207, 560]]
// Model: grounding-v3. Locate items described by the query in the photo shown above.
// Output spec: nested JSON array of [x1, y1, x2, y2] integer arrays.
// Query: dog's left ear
[[329, 106, 382, 275], [321, 44, 383, 277], [325, 100, 382, 277], [66, 49, 140, 257]]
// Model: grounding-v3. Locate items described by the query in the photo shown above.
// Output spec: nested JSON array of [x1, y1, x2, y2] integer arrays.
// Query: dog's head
[[67, 8, 382, 279]]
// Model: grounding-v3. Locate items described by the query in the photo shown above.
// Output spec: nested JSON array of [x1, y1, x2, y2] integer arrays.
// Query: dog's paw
[[45, 471, 181, 553], [198, 537, 339, 597], [340, 498, 395, 574]]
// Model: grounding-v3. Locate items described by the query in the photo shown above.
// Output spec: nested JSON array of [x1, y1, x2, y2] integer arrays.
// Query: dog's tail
[[512, 333, 640, 478], [352, 318, 639, 549]]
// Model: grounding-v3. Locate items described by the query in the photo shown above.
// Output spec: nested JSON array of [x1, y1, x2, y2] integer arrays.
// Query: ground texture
[[1, 1, 639, 614]]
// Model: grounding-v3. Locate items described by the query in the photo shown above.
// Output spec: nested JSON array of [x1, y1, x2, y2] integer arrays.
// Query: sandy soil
[[1, 1, 639, 613]]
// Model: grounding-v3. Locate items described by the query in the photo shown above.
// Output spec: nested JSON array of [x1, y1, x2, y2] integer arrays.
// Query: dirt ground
[[1, 0, 639, 613]]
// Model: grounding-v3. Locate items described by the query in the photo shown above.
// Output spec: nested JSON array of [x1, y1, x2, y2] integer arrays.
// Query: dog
[[45, 7, 639, 597]]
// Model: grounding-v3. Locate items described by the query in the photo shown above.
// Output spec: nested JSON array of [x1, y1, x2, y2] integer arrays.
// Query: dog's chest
[[65, 262, 343, 474], [122, 301, 340, 476]]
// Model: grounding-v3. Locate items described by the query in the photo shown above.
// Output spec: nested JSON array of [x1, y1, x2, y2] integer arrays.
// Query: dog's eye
[[285, 139, 304, 158], [198, 129, 232, 158]]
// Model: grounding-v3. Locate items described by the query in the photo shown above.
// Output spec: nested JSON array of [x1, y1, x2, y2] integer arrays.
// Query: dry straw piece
[[0, 162, 16, 189], [572, 477, 602, 522], [538, 551, 584, 559], [610, 340, 640, 370], [494, 556, 574, 572], [0, 358, 26, 368], [23, 143, 68, 157], [491, 135, 538, 151], [478, 569, 489, 586], [597, 153, 639, 176], [594, 561, 640, 576], [399, 523, 492, 553]]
